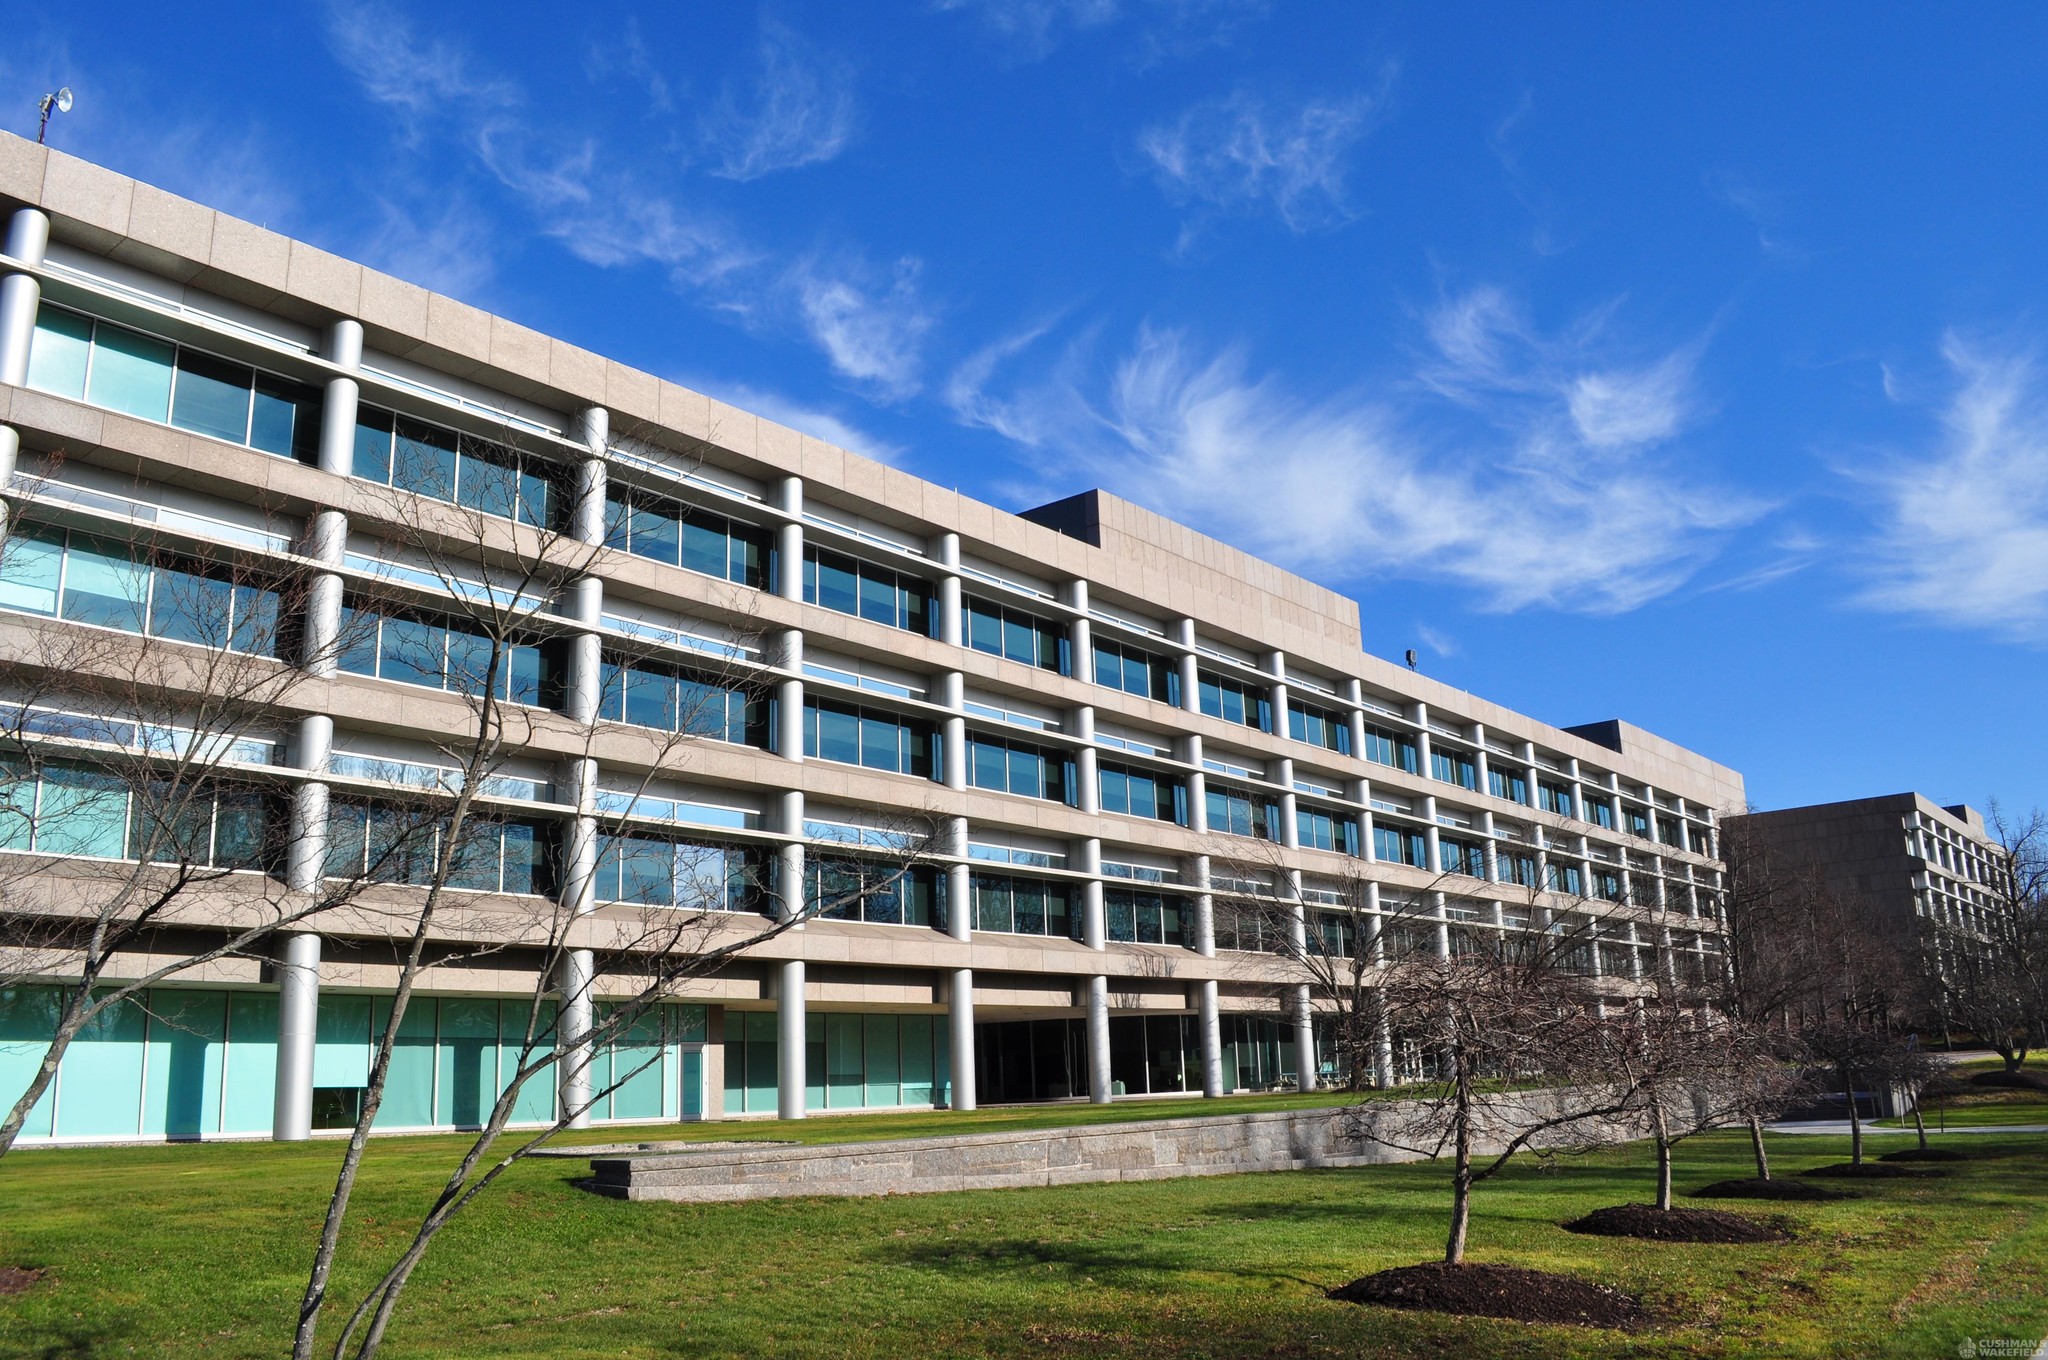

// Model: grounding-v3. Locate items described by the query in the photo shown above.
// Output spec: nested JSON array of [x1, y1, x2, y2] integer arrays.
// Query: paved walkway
[[1769, 1120, 2048, 1136]]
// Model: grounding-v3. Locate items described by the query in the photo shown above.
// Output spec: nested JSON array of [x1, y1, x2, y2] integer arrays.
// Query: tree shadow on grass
[[17, 1318, 132, 1360], [878, 1236, 1330, 1293]]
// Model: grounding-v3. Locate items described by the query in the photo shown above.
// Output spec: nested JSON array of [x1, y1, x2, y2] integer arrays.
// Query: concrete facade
[[1727, 793, 2008, 953], [0, 132, 1742, 1144]]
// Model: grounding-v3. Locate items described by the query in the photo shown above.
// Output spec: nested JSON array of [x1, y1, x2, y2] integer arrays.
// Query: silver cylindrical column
[[949, 968, 976, 1111], [558, 947, 596, 1125], [777, 959, 807, 1120], [1085, 974, 1112, 1104], [0, 207, 51, 387], [1198, 979, 1224, 1098], [272, 931, 322, 1141]]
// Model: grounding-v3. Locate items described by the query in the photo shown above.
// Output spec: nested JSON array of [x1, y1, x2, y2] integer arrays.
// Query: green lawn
[[1, 1109, 2043, 1359], [1882, 1054, 2048, 1129]]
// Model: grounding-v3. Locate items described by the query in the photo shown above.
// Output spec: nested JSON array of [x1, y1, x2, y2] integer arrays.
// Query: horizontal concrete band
[[582, 1096, 1634, 1202]]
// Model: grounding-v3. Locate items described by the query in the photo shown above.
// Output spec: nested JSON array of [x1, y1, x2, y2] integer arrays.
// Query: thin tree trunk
[[1444, 1066, 1472, 1266], [1844, 1071, 1863, 1168], [1910, 1086, 1928, 1151], [1653, 1105, 1673, 1211], [1747, 1113, 1771, 1181]]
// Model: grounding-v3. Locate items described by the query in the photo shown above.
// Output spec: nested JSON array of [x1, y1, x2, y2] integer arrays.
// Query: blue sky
[[8, 3, 2046, 818]]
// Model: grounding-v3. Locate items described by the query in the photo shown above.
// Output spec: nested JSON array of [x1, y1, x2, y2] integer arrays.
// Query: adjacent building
[[0, 133, 1743, 1144], [1727, 793, 2010, 961]]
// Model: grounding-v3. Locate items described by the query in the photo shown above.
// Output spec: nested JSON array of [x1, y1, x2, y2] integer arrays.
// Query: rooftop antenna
[[36, 88, 72, 146], [1405, 648, 1418, 671]]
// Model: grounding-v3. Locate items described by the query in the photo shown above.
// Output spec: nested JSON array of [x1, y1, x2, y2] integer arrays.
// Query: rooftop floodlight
[[36, 87, 73, 145]]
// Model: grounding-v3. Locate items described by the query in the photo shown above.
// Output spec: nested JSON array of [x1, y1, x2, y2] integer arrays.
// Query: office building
[[0, 134, 1742, 1143]]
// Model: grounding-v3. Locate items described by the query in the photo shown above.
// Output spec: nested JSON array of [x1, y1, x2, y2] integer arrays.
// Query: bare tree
[[1609, 981, 1795, 1209], [287, 422, 936, 1360], [1350, 915, 1638, 1266], [1925, 804, 2047, 1074], [0, 467, 390, 1157]]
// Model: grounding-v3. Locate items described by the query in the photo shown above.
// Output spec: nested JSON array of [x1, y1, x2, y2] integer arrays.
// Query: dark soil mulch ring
[[1879, 1147, 1970, 1163], [0, 1266, 45, 1296], [1690, 1177, 1850, 1202], [1563, 1203, 1788, 1244], [1800, 1161, 1941, 1179], [1327, 1262, 1647, 1330]]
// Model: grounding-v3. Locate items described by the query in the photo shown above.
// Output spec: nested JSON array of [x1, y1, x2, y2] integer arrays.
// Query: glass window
[[1093, 640, 1179, 704], [84, 322, 175, 422], [392, 417, 458, 503], [1430, 748, 1477, 790], [26, 305, 93, 399], [60, 535, 148, 632], [35, 765, 130, 859], [0, 524, 64, 615], [1206, 787, 1276, 841], [964, 598, 1067, 673], [169, 349, 254, 444], [1361, 724, 1419, 774], [1288, 701, 1352, 754], [1488, 768, 1529, 804], [1372, 825, 1427, 867], [1099, 762, 1182, 823], [354, 407, 395, 486], [250, 373, 322, 463], [1199, 671, 1270, 731]]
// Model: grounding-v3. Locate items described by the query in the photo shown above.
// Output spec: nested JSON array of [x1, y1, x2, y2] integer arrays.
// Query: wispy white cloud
[[322, 0, 516, 135], [359, 194, 495, 296], [699, 18, 858, 181], [933, 0, 1269, 63], [1706, 169, 1802, 261], [695, 379, 907, 466], [944, 310, 1078, 442], [1137, 74, 1393, 244], [1850, 335, 2048, 641], [585, 19, 676, 117], [790, 257, 937, 401], [954, 293, 1760, 613], [1416, 624, 1459, 657]]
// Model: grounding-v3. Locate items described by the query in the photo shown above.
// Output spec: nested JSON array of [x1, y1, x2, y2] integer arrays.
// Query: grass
[[0, 1106, 2043, 1359], [1880, 1054, 2048, 1129]]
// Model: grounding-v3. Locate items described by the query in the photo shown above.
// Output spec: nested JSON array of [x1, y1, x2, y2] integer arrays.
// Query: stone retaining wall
[[584, 1094, 1635, 1203]]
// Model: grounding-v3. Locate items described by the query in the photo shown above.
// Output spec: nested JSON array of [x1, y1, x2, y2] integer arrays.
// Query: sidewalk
[[1769, 1120, 2048, 1136]]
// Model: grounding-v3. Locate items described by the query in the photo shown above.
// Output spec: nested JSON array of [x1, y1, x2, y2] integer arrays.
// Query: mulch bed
[[1690, 1177, 1848, 1202], [1563, 1203, 1787, 1244], [1327, 1262, 1647, 1330], [0, 1266, 46, 1296], [1800, 1161, 1939, 1179], [1879, 1147, 1969, 1163]]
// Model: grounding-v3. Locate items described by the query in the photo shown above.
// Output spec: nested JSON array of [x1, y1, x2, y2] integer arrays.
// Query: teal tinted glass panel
[[54, 993, 146, 1136], [507, 999, 556, 1125], [313, 995, 373, 1088], [899, 1016, 934, 1106], [722, 1010, 745, 1114], [680, 1046, 703, 1121], [60, 536, 148, 631], [141, 989, 227, 1138], [437, 998, 499, 1129], [354, 408, 395, 484], [148, 566, 235, 648], [609, 1010, 664, 1120], [826, 1014, 863, 1108], [169, 349, 253, 443], [371, 997, 438, 1128], [0, 985, 62, 1139], [37, 766, 129, 858], [222, 991, 279, 1134], [26, 306, 92, 399], [672, 1004, 708, 1044], [862, 1015, 900, 1109], [85, 323, 175, 422], [393, 418, 458, 501], [456, 450, 520, 519], [744, 1010, 777, 1114], [0, 524, 64, 615], [250, 373, 320, 462]]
